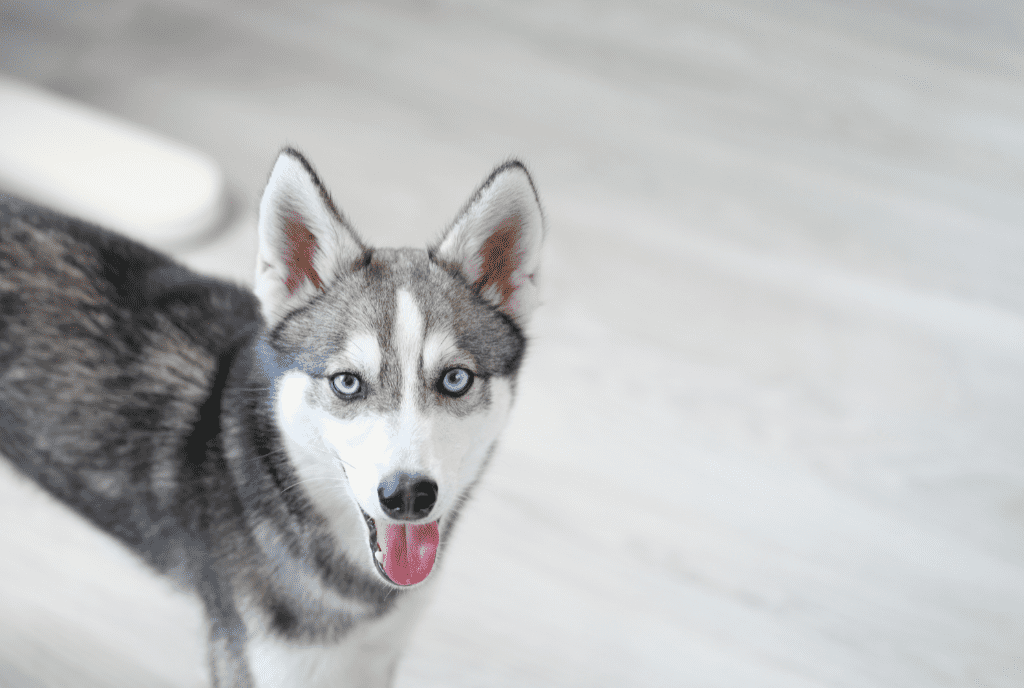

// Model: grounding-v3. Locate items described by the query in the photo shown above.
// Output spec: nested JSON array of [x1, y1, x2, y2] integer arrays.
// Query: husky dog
[[0, 149, 544, 687]]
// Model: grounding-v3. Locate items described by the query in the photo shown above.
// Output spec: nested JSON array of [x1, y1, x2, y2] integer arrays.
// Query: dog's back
[[0, 195, 258, 580]]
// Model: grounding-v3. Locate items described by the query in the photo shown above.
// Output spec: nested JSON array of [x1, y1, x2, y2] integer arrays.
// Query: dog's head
[[252, 149, 543, 588]]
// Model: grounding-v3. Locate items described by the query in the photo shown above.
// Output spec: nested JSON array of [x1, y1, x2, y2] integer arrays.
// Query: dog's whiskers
[[310, 446, 356, 471], [251, 447, 288, 461], [282, 477, 352, 493]]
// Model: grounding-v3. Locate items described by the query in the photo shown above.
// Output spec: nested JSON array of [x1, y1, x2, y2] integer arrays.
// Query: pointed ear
[[431, 161, 545, 326], [254, 149, 367, 325]]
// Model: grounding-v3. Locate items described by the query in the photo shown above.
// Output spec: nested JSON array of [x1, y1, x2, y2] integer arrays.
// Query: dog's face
[[254, 150, 543, 588]]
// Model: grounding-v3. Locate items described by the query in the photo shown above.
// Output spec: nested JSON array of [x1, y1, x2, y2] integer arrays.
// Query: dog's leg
[[197, 559, 254, 688], [208, 618, 254, 688]]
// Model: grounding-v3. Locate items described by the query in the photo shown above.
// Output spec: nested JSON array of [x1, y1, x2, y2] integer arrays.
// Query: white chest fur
[[245, 585, 433, 688]]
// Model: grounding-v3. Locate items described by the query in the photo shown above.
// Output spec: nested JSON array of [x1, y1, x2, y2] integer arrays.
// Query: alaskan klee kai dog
[[0, 149, 544, 686]]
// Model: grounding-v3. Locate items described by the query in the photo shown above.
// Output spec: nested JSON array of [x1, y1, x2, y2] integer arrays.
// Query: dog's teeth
[[375, 550, 384, 563]]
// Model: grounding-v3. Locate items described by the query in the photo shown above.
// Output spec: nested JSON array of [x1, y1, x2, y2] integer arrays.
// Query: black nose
[[377, 473, 438, 520]]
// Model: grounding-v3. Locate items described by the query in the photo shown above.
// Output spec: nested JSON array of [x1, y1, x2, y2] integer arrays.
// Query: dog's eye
[[438, 368, 473, 397], [330, 373, 362, 398]]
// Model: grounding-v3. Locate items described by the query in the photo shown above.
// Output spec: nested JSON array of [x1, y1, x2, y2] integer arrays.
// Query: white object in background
[[0, 75, 228, 250]]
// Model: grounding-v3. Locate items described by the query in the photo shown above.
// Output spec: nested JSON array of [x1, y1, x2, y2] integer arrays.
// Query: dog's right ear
[[254, 149, 366, 326]]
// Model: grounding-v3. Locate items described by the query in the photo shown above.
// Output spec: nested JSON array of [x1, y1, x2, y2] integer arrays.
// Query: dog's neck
[[217, 336, 401, 622]]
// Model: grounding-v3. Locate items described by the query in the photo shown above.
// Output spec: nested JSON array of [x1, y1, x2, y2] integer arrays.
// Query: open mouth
[[362, 510, 440, 586]]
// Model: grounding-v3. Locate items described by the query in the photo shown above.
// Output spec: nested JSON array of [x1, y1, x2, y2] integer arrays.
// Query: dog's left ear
[[432, 161, 545, 326], [254, 149, 367, 326]]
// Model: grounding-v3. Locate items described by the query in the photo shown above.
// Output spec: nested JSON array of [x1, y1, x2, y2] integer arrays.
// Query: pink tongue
[[383, 522, 439, 586]]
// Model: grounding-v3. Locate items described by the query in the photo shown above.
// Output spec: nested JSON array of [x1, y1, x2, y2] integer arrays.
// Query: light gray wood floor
[[1, 1, 1022, 686]]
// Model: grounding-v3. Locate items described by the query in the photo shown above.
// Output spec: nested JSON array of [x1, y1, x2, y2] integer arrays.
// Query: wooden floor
[[1, 1, 1022, 685]]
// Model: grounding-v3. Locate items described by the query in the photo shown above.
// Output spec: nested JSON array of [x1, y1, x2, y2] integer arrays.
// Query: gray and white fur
[[0, 148, 544, 687]]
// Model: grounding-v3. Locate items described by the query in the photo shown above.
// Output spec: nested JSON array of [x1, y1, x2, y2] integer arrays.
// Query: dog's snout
[[377, 473, 438, 520]]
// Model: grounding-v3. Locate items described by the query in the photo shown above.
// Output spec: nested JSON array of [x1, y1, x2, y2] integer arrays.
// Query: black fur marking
[[269, 594, 300, 636], [0, 291, 22, 317]]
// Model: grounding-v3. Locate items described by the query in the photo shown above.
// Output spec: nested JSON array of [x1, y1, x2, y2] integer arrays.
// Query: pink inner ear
[[473, 217, 523, 309], [283, 211, 325, 295]]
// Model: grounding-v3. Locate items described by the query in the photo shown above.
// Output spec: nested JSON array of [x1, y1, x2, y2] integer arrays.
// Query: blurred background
[[1, 1, 1023, 686]]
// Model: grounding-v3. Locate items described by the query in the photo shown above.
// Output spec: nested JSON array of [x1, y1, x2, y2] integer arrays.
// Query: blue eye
[[330, 373, 362, 398], [438, 368, 473, 397]]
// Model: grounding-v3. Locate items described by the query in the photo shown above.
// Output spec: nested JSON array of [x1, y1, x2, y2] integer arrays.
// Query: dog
[[0, 148, 544, 687]]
